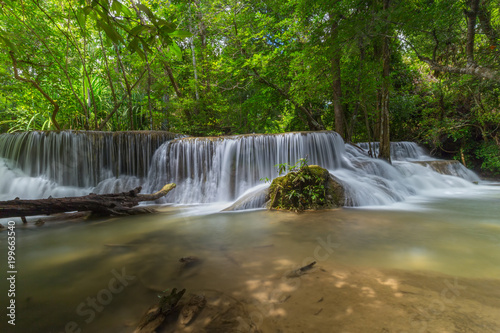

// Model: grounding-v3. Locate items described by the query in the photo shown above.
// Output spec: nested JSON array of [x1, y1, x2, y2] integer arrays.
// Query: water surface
[[1, 185, 500, 332]]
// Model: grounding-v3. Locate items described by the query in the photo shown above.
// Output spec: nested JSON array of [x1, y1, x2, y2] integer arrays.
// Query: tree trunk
[[417, 55, 500, 81], [195, 0, 210, 95], [163, 62, 192, 121], [465, 0, 480, 66], [164, 63, 183, 99], [0, 184, 176, 219], [145, 50, 153, 130], [378, 0, 391, 163], [478, 1, 498, 46], [331, 18, 344, 138], [98, 69, 146, 130], [414, 0, 499, 82], [188, 2, 200, 103], [347, 38, 365, 142]]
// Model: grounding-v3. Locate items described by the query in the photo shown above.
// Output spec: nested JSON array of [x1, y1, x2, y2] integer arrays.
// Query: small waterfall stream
[[145, 131, 345, 203], [0, 130, 480, 207], [0, 131, 181, 199], [357, 141, 431, 160]]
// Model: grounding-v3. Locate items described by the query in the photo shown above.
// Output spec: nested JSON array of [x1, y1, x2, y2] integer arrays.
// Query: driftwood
[[0, 184, 176, 219], [134, 288, 186, 333], [286, 261, 317, 278], [178, 294, 206, 326]]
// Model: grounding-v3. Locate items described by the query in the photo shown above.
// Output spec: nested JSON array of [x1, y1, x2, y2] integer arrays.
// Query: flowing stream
[[0, 131, 499, 332]]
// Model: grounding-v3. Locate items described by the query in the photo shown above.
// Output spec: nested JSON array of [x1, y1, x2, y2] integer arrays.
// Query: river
[[0, 131, 499, 332], [1, 184, 500, 332]]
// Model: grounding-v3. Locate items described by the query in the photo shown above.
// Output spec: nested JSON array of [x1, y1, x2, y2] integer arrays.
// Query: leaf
[[168, 30, 192, 38], [0, 35, 18, 53], [157, 19, 176, 31], [83, 6, 93, 15], [121, 5, 134, 17], [128, 36, 140, 52], [111, 0, 134, 17], [96, 20, 124, 44], [158, 28, 174, 45], [111, 0, 123, 15], [1, 0, 14, 7], [169, 42, 182, 60], [128, 37, 145, 59], [140, 39, 153, 54], [76, 10, 87, 28], [129, 24, 147, 37], [137, 4, 157, 24], [96, 0, 109, 10]]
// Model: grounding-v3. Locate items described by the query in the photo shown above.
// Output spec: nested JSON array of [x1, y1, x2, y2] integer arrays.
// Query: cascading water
[[0, 130, 480, 208], [0, 131, 181, 199], [145, 131, 346, 203], [336, 143, 480, 206], [357, 141, 431, 160], [145, 131, 479, 207]]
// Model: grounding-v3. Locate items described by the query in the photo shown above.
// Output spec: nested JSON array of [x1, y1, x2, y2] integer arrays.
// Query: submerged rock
[[412, 160, 480, 182], [266, 165, 345, 211]]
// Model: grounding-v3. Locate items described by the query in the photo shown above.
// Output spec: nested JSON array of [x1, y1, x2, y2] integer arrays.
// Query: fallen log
[[134, 288, 186, 333], [0, 183, 176, 219], [286, 261, 317, 278]]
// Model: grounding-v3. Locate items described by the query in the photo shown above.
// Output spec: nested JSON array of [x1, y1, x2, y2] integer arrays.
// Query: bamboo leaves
[[0, 32, 18, 54], [82, 0, 190, 60]]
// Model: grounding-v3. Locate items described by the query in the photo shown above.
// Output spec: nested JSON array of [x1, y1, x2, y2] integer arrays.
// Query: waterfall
[[0, 131, 181, 199], [146, 132, 479, 207], [145, 131, 346, 203], [357, 141, 431, 161], [0, 130, 480, 208], [336, 143, 479, 206]]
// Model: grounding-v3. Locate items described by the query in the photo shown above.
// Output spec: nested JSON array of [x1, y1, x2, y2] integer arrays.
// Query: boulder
[[266, 165, 345, 211], [411, 160, 479, 182]]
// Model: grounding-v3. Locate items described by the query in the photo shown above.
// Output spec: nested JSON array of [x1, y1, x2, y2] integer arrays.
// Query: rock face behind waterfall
[[266, 165, 345, 211]]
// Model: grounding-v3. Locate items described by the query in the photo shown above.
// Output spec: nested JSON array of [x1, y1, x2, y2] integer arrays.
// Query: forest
[[0, 0, 499, 175]]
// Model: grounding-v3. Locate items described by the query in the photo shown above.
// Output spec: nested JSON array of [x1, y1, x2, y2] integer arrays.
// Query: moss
[[266, 165, 344, 212]]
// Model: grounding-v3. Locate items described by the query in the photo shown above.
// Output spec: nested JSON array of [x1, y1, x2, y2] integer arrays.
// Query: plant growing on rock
[[266, 159, 344, 212]]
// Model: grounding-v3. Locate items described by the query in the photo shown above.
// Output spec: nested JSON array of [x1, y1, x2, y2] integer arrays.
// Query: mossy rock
[[266, 165, 345, 211]]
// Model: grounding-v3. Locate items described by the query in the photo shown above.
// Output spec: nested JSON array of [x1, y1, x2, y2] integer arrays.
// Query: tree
[[378, 0, 392, 162], [0, 0, 190, 131], [404, 0, 499, 81]]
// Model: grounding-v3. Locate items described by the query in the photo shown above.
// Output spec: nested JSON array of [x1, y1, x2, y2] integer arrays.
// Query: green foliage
[[0, 0, 498, 177], [476, 141, 500, 175], [268, 159, 329, 212], [275, 157, 309, 176], [0, 107, 52, 132], [0, 0, 190, 132]]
